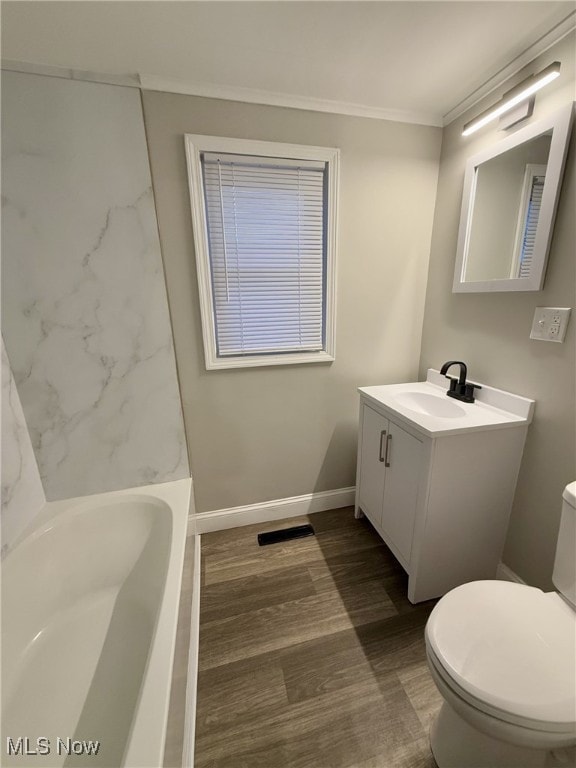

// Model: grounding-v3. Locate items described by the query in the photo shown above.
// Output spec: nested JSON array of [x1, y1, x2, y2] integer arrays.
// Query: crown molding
[[139, 74, 443, 127], [442, 11, 576, 127], [0, 57, 442, 126], [0, 58, 140, 88]]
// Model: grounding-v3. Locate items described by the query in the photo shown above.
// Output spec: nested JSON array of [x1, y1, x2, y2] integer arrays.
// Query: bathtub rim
[[2, 477, 193, 768], [2, 493, 175, 560]]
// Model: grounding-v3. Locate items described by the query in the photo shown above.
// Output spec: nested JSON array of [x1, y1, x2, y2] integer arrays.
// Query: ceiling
[[1, 1, 575, 126]]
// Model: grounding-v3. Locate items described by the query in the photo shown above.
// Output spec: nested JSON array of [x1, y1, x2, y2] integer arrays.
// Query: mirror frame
[[453, 103, 574, 293]]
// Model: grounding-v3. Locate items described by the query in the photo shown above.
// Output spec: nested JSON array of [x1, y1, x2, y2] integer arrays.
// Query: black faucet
[[439, 361, 482, 403]]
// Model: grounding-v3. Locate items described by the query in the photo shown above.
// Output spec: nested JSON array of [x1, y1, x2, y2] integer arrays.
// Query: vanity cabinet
[[357, 405, 423, 566], [355, 374, 534, 604]]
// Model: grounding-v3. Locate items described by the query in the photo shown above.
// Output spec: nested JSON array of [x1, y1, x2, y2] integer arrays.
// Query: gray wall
[[141, 91, 442, 513], [419, 33, 576, 589]]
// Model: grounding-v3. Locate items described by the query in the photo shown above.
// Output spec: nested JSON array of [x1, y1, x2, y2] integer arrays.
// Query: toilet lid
[[426, 581, 576, 729]]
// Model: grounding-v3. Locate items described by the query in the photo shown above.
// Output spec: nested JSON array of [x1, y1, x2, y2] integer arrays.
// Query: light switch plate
[[530, 307, 571, 343]]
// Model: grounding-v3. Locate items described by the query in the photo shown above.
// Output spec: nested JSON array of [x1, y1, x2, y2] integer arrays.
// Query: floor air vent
[[257, 524, 315, 546]]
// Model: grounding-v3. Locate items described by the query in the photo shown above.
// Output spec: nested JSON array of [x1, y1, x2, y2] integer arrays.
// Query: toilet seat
[[425, 580, 576, 735], [426, 641, 575, 745]]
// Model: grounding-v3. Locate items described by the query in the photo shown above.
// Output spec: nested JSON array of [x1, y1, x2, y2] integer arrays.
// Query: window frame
[[185, 134, 339, 370]]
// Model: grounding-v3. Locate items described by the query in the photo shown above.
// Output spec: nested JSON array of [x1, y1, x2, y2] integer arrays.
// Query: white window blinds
[[201, 152, 327, 357], [518, 173, 545, 279]]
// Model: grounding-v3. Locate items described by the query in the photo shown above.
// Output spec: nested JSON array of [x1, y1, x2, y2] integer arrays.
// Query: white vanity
[[355, 370, 535, 603]]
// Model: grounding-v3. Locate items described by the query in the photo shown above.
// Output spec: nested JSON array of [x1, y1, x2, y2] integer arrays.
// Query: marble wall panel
[[1, 71, 189, 500], [1, 340, 46, 556]]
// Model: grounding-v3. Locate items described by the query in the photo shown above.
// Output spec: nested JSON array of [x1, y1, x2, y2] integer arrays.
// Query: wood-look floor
[[195, 508, 442, 768]]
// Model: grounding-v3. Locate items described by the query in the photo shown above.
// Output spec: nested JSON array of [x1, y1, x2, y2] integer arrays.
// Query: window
[[185, 135, 339, 369], [511, 164, 547, 279]]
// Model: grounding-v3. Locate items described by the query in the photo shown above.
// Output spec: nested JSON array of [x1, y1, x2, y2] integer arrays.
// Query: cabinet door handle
[[379, 430, 387, 462], [385, 433, 392, 467]]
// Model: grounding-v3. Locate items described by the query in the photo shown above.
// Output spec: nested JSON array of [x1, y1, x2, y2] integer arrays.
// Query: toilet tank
[[552, 481, 576, 608]]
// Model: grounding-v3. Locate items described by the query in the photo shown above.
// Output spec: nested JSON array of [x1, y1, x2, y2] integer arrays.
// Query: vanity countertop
[[359, 369, 535, 438]]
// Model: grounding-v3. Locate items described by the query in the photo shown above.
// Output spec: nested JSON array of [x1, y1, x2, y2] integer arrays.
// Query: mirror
[[453, 104, 573, 293]]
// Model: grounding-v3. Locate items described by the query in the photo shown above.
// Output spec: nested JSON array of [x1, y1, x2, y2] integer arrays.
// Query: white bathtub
[[1, 479, 192, 768]]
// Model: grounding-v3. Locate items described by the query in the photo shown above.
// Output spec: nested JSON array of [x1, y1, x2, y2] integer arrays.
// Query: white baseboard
[[190, 486, 356, 534], [181, 534, 201, 768], [186, 476, 197, 537], [496, 562, 526, 584]]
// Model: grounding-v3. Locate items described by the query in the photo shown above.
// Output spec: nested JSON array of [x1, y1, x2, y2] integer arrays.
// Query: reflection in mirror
[[453, 104, 574, 293], [465, 132, 551, 282]]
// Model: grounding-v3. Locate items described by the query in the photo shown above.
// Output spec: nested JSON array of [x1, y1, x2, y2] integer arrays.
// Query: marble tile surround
[[1, 71, 189, 500], [1, 340, 46, 556]]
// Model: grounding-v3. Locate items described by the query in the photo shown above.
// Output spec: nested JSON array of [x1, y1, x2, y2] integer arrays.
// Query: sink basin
[[392, 391, 466, 418]]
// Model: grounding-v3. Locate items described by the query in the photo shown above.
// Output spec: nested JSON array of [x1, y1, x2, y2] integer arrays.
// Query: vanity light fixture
[[462, 62, 561, 136]]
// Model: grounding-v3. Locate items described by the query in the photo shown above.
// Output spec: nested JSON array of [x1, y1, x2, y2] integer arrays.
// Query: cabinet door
[[381, 421, 423, 564], [358, 404, 388, 527]]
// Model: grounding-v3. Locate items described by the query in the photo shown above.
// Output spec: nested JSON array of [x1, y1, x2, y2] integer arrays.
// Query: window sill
[[205, 350, 335, 371]]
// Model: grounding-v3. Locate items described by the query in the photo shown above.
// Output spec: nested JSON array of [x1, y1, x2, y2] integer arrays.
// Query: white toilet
[[425, 482, 576, 768]]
